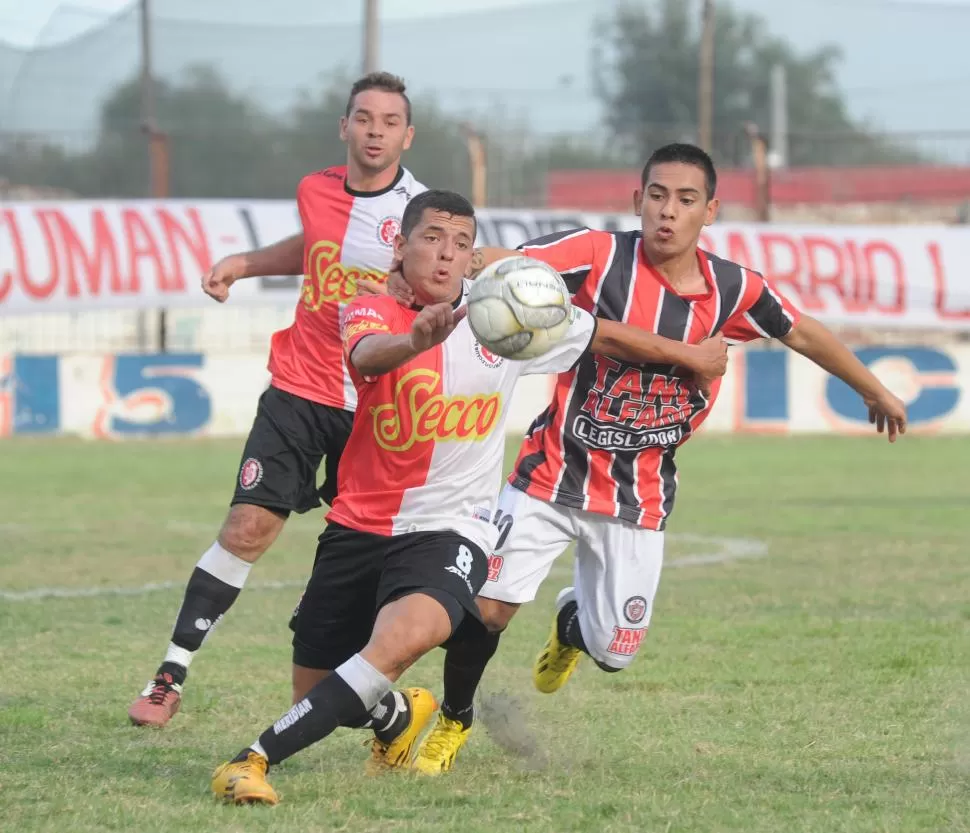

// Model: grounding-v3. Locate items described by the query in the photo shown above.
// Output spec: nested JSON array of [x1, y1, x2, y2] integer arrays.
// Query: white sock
[[163, 643, 195, 671], [197, 541, 253, 589], [335, 654, 392, 711]]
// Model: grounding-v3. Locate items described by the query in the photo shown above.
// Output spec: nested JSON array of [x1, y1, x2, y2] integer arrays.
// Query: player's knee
[[368, 624, 436, 677], [219, 505, 284, 560], [477, 597, 518, 633], [593, 658, 626, 673]]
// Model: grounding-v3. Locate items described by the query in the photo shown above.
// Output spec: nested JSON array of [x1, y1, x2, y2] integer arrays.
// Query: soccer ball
[[466, 256, 572, 360]]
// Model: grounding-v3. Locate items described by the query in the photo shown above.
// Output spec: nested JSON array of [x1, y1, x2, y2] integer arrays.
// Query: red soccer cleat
[[127, 673, 183, 727]]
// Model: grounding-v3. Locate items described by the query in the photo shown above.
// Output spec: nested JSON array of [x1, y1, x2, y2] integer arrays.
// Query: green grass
[[1, 435, 968, 833]]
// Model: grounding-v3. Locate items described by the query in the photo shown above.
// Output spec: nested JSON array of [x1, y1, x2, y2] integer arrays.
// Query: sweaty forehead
[[418, 209, 476, 236], [647, 161, 706, 191], [350, 89, 407, 118]]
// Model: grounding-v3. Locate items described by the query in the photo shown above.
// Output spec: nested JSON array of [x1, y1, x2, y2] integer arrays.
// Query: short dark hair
[[346, 72, 412, 125], [401, 190, 476, 238], [641, 143, 717, 199]]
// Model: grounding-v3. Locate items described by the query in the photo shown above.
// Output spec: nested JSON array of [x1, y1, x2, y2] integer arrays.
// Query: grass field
[[1, 434, 969, 833]]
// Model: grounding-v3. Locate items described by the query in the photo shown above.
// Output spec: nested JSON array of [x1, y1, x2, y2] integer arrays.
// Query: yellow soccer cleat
[[211, 751, 279, 806], [533, 587, 583, 694], [365, 687, 438, 774], [412, 713, 471, 776]]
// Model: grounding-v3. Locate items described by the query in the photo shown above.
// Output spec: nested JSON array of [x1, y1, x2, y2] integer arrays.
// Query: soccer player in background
[[127, 72, 429, 728], [379, 144, 908, 775], [209, 189, 731, 805]]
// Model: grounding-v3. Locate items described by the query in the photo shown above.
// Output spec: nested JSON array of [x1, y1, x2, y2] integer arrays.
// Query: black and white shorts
[[230, 386, 354, 516], [292, 523, 489, 670]]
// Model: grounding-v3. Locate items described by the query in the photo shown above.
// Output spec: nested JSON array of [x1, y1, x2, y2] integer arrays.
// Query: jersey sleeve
[[341, 296, 398, 360], [721, 268, 801, 343], [517, 228, 603, 295], [520, 307, 596, 376]]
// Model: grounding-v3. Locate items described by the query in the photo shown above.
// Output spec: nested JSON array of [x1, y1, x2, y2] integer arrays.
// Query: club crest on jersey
[[474, 342, 504, 368], [377, 217, 400, 247], [239, 457, 264, 490], [623, 595, 647, 624]]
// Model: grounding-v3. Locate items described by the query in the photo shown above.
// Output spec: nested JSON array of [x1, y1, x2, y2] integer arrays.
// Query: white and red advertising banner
[[1, 200, 969, 328]]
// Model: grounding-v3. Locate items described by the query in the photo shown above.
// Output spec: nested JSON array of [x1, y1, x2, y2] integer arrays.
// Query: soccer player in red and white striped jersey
[[408, 144, 907, 774]]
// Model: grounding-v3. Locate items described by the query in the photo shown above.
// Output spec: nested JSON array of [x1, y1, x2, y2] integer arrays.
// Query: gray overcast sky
[[3, 0, 970, 145], [4, 0, 970, 46]]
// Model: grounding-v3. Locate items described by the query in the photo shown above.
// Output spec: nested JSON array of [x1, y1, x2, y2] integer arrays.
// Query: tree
[[592, 0, 921, 166], [0, 66, 643, 203]]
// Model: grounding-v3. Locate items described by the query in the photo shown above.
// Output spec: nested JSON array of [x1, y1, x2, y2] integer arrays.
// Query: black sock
[[167, 567, 242, 655], [251, 673, 370, 765], [441, 629, 502, 729], [557, 600, 589, 654], [372, 692, 411, 743], [157, 662, 187, 687], [342, 690, 402, 733]]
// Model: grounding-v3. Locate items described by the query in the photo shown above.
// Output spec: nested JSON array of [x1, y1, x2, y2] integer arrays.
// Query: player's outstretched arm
[[591, 319, 729, 384], [780, 314, 907, 442], [201, 232, 305, 302], [350, 303, 467, 377]]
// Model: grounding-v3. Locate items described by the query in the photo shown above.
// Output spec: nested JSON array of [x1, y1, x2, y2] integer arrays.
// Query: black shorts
[[292, 523, 489, 670], [231, 386, 354, 516]]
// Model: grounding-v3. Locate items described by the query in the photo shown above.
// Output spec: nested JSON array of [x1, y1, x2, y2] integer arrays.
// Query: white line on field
[[0, 534, 766, 602], [0, 580, 307, 602]]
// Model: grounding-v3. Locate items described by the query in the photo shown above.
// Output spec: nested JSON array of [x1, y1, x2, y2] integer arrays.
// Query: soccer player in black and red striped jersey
[[404, 143, 907, 774]]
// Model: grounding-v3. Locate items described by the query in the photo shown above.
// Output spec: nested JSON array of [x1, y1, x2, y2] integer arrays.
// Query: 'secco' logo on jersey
[[301, 240, 387, 310], [371, 369, 502, 452]]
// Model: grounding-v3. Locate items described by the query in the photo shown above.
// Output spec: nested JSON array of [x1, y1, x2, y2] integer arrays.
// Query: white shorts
[[483, 483, 664, 669]]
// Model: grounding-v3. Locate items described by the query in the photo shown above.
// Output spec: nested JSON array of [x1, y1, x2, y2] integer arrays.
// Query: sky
[[3, 0, 970, 148], [4, 0, 578, 44], [5, 0, 970, 47]]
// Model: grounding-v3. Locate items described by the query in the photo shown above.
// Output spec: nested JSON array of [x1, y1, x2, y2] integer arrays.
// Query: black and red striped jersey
[[510, 227, 801, 530]]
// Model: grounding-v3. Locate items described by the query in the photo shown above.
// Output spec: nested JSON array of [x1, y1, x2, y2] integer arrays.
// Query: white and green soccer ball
[[466, 256, 572, 360]]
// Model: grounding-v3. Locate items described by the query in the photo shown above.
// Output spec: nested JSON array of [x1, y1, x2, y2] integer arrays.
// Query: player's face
[[395, 209, 476, 305], [633, 162, 719, 259], [340, 90, 414, 174]]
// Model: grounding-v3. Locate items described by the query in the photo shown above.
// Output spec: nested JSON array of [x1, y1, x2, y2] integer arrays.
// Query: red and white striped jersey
[[268, 165, 426, 410], [511, 228, 801, 531], [327, 289, 596, 554]]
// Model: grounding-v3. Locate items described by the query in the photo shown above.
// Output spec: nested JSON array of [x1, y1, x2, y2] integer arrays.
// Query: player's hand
[[682, 335, 728, 398], [201, 254, 246, 302], [864, 388, 907, 443], [356, 279, 389, 297], [409, 303, 467, 353], [692, 334, 728, 378], [386, 260, 415, 307]]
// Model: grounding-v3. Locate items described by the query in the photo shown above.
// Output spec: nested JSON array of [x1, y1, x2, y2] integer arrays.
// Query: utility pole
[[745, 123, 771, 222], [363, 0, 379, 73], [140, 0, 169, 350], [769, 63, 788, 168], [461, 124, 488, 207], [697, 0, 716, 153]]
